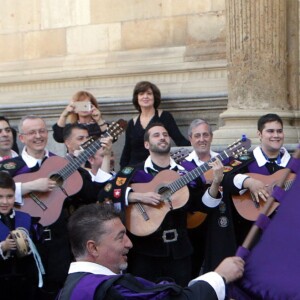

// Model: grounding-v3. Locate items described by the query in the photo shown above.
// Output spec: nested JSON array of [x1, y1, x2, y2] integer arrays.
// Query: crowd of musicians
[[0, 81, 292, 299]]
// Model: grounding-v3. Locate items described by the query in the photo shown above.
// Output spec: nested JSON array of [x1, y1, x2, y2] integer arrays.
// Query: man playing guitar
[[0, 116, 114, 299], [99, 122, 224, 287], [223, 113, 292, 249], [181, 119, 225, 278]]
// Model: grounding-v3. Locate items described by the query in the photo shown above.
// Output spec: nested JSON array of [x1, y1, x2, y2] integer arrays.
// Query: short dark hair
[[62, 123, 88, 142], [68, 204, 121, 258], [0, 116, 11, 126], [132, 81, 161, 112], [144, 122, 167, 142], [0, 171, 16, 191], [257, 114, 283, 132]]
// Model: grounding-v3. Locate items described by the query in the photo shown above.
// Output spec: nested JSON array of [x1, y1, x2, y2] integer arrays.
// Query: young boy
[[0, 171, 44, 300]]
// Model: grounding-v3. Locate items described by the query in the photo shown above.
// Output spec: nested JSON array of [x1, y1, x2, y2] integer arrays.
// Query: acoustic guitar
[[126, 137, 251, 236], [14, 119, 127, 226], [232, 169, 295, 221], [170, 148, 216, 229]]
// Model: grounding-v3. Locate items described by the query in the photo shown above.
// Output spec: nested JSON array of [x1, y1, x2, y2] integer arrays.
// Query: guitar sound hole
[[49, 174, 64, 187], [158, 186, 172, 201]]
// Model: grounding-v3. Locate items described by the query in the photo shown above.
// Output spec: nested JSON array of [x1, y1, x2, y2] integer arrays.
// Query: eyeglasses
[[20, 128, 48, 137]]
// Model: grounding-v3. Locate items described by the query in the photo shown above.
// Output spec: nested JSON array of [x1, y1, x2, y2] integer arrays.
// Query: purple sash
[[230, 161, 300, 299]]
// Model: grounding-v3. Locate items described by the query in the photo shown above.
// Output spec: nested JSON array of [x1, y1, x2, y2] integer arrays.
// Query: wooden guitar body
[[232, 169, 295, 221], [125, 169, 189, 236], [126, 137, 251, 235], [13, 119, 127, 226], [14, 156, 83, 226]]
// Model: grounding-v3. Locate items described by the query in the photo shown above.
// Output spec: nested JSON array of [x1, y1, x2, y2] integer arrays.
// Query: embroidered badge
[[113, 189, 121, 199], [219, 201, 226, 214], [239, 154, 251, 161], [230, 160, 242, 167], [218, 216, 228, 228], [3, 162, 16, 170], [223, 166, 233, 172], [114, 202, 122, 211], [122, 167, 134, 175], [104, 183, 112, 192], [116, 177, 127, 186]]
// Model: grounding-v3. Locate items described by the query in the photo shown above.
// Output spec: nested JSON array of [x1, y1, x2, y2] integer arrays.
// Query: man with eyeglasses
[[0, 116, 19, 161], [0, 115, 72, 300]]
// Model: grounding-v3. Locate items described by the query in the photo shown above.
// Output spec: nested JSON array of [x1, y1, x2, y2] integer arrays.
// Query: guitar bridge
[[168, 199, 173, 210], [29, 192, 47, 211]]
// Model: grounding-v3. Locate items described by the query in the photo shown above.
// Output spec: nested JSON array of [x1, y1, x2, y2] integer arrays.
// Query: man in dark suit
[[99, 122, 224, 286], [59, 204, 244, 300]]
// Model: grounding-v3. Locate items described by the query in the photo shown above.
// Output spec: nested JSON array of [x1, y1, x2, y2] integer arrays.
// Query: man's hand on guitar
[[21, 178, 57, 195], [128, 191, 162, 206], [243, 177, 269, 203], [208, 157, 224, 198], [100, 136, 113, 156]]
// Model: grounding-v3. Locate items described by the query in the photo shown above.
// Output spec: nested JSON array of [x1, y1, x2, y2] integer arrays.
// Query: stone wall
[[0, 0, 229, 167]]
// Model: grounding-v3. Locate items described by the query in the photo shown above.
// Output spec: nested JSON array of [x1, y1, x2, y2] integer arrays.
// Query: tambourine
[[10, 228, 31, 257]]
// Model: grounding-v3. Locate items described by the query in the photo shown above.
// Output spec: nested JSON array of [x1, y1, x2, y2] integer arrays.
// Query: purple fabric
[[236, 246, 250, 260], [287, 157, 300, 174], [132, 169, 154, 183], [181, 160, 206, 184], [271, 186, 285, 203], [70, 274, 108, 300], [230, 170, 300, 299], [254, 214, 270, 231], [247, 160, 270, 175], [0, 211, 31, 240], [70, 274, 173, 300]]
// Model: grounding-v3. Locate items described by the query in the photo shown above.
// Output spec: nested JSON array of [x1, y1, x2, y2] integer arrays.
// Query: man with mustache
[[99, 123, 224, 287]]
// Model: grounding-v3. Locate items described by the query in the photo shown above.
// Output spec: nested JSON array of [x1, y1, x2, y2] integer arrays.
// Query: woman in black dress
[[120, 81, 190, 168]]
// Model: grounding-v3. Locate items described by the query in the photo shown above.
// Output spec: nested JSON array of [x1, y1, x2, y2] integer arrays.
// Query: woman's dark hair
[[132, 81, 161, 112]]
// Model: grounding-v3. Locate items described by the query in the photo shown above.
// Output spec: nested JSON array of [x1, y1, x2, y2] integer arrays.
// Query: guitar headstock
[[106, 119, 128, 142], [225, 135, 252, 158], [170, 148, 191, 164]]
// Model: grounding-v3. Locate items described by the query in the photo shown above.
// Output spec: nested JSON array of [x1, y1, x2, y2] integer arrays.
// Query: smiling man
[[222, 113, 292, 247], [181, 119, 224, 278], [99, 122, 223, 287], [0, 115, 72, 299], [59, 204, 244, 300]]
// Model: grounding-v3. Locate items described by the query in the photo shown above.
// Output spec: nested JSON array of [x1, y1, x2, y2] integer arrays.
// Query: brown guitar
[[14, 119, 127, 226], [232, 169, 295, 221], [126, 137, 251, 236]]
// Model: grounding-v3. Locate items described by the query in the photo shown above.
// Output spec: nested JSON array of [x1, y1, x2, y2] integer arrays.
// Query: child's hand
[[1, 234, 17, 252]]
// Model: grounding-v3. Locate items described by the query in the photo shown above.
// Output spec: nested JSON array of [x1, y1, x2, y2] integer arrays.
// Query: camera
[[74, 101, 92, 112]]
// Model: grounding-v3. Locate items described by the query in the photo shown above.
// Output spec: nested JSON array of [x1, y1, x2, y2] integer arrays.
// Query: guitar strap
[[98, 165, 140, 213], [222, 152, 255, 175]]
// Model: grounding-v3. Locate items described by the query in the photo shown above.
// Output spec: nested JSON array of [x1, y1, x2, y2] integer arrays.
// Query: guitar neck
[[168, 151, 229, 192], [59, 139, 102, 180]]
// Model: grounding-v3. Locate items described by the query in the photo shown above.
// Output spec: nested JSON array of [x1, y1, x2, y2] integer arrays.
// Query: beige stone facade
[[0, 0, 299, 164]]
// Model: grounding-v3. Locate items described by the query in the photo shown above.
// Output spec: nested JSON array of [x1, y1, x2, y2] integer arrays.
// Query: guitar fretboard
[[168, 151, 229, 193]]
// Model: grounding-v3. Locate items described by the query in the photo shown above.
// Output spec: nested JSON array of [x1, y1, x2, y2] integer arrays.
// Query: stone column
[[214, 0, 299, 145]]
